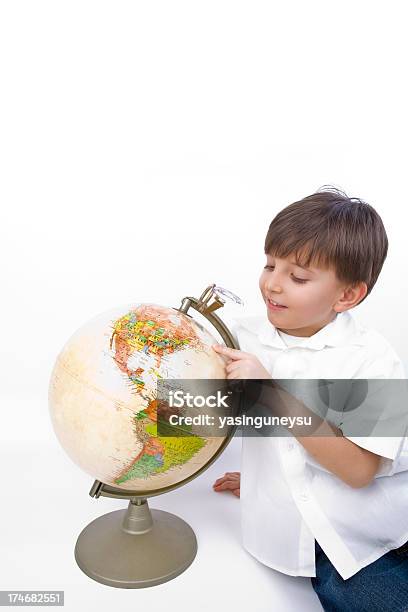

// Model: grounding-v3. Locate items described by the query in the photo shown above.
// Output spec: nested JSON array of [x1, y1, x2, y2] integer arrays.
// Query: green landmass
[[114, 420, 206, 484]]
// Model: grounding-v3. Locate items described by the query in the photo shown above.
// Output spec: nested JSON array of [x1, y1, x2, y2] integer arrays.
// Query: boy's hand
[[212, 344, 272, 380], [212, 471, 241, 497]]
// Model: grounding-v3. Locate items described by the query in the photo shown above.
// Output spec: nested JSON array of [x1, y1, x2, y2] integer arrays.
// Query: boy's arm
[[257, 382, 382, 488], [297, 424, 382, 489], [212, 344, 383, 489]]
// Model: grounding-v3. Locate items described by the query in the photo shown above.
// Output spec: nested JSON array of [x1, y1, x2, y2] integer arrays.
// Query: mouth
[[266, 297, 288, 311]]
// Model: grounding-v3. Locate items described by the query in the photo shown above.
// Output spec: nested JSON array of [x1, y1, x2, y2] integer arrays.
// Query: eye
[[263, 265, 309, 283], [291, 275, 308, 284]]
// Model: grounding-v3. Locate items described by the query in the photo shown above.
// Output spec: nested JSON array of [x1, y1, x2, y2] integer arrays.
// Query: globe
[[49, 302, 231, 496]]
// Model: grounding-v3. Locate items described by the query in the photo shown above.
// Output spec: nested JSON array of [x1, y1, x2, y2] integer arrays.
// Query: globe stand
[[74, 481, 197, 588]]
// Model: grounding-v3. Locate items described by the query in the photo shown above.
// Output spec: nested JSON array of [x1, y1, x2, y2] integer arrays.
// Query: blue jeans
[[311, 539, 408, 612]]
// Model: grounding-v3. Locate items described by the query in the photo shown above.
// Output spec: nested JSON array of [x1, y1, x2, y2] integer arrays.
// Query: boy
[[212, 188, 408, 612]]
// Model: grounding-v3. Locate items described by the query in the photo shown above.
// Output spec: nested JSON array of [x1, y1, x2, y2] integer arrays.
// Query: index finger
[[212, 344, 247, 360]]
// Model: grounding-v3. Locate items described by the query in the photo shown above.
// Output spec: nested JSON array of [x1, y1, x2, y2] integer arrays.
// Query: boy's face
[[259, 253, 364, 337]]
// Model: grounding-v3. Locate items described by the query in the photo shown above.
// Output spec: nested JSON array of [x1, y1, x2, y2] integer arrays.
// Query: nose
[[264, 270, 283, 293]]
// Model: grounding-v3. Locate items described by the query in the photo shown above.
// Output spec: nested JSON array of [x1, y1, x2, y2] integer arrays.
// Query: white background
[[1, 2, 407, 611]]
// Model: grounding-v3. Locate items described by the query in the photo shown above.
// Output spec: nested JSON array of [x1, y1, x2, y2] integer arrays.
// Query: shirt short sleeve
[[339, 338, 407, 477], [314, 378, 408, 476]]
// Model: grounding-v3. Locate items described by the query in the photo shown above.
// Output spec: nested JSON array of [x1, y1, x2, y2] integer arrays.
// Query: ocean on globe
[[49, 303, 231, 494]]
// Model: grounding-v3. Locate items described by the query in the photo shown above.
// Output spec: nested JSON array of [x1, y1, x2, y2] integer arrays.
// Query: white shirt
[[277, 329, 310, 348], [225, 310, 408, 580]]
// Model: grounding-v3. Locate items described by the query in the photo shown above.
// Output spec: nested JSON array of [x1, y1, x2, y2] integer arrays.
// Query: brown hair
[[264, 186, 388, 301]]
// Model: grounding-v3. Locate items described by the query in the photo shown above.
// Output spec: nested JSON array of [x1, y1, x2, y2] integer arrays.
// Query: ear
[[334, 282, 368, 312]]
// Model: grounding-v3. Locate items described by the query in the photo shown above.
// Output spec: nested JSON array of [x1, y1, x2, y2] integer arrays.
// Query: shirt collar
[[237, 311, 365, 351]]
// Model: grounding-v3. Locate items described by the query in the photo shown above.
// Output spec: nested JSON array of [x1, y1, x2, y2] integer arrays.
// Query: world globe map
[[49, 303, 230, 494]]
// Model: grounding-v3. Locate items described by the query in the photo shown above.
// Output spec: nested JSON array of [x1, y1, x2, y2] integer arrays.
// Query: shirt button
[[287, 442, 295, 451], [299, 492, 309, 502]]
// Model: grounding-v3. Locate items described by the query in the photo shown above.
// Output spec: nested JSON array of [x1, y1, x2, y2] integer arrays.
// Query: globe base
[[74, 500, 197, 588]]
